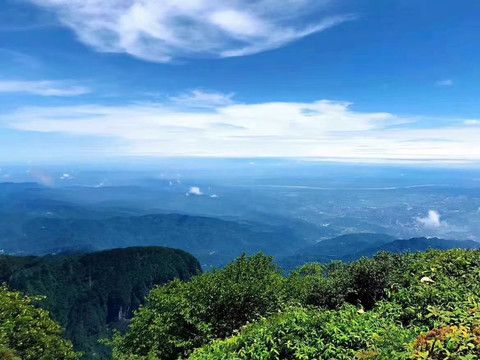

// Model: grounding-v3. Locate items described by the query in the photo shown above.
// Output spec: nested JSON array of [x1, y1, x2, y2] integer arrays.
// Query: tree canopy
[[0, 247, 201, 359], [112, 249, 480, 360], [0, 284, 81, 360]]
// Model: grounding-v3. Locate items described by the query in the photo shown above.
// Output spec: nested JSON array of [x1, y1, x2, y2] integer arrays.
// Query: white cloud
[[3, 94, 480, 162], [186, 186, 203, 196], [465, 120, 480, 126], [26, 0, 354, 62], [0, 80, 90, 96], [417, 210, 447, 228], [219, 15, 355, 57], [60, 173, 74, 180], [436, 79, 453, 87]]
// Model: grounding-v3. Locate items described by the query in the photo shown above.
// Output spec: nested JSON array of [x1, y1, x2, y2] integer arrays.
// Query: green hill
[[0, 247, 201, 359]]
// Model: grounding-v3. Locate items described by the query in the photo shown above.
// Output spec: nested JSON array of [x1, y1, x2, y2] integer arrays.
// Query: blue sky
[[0, 0, 479, 164]]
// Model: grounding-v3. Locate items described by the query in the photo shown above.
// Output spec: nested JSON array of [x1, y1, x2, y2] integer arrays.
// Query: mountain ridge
[[0, 212, 306, 268], [278, 233, 480, 270]]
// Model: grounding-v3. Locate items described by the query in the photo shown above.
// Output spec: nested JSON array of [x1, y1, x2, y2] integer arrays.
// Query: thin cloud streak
[[0, 80, 90, 96], [436, 79, 453, 87]]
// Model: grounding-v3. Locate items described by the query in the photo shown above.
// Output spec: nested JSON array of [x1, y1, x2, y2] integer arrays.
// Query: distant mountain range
[[278, 233, 480, 270], [0, 182, 309, 268], [0, 213, 306, 268], [351, 237, 480, 259], [2, 182, 479, 270], [0, 246, 201, 359]]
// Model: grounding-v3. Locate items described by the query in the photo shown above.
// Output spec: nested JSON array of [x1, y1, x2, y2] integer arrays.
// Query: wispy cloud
[[464, 120, 480, 126], [0, 80, 90, 96], [26, 0, 354, 62], [170, 89, 235, 108], [436, 79, 453, 87], [0, 49, 42, 69], [0, 0, 58, 32], [3, 93, 480, 162]]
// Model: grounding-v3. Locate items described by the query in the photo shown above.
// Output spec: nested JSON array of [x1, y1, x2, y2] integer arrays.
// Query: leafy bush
[[112, 249, 480, 360], [286, 252, 407, 310], [407, 296, 480, 359], [189, 305, 417, 360], [285, 261, 352, 309], [111, 254, 286, 360], [0, 284, 81, 360]]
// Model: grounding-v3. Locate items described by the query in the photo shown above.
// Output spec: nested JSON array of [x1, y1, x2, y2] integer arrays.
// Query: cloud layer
[[0, 80, 89, 96], [26, 0, 353, 62], [4, 91, 480, 162]]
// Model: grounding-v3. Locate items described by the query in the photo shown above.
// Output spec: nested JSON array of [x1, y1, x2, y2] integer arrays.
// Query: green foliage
[[286, 252, 408, 310], [189, 305, 417, 360], [111, 254, 285, 360], [113, 249, 480, 360], [0, 284, 81, 360], [409, 297, 480, 359], [0, 345, 21, 360], [0, 247, 201, 359], [285, 261, 352, 309]]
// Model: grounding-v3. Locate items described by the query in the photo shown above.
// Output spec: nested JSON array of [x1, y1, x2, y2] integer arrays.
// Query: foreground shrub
[[112, 249, 480, 360], [189, 305, 417, 360], [286, 252, 410, 310], [410, 297, 480, 359], [111, 254, 285, 360], [0, 284, 81, 360]]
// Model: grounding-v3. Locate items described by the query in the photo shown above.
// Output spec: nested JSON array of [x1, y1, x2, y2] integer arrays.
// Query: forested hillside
[[0, 247, 201, 359], [112, 249, 480, 359], [0, 212, 303, 268]]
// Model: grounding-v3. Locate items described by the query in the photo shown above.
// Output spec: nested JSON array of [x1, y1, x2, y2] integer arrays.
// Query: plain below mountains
[[278, 233, 480, 271]]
